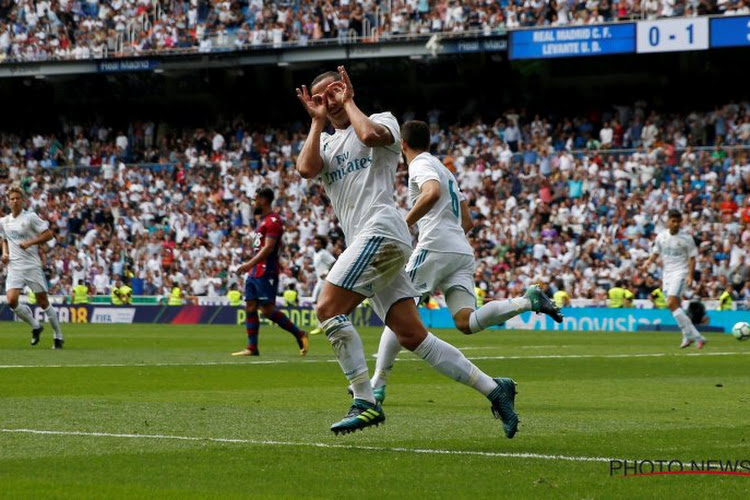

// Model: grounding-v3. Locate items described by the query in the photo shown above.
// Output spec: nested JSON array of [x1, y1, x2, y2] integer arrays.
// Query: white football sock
[[371, 326, 402, 389], [469, 297, 531, 333], [12, 304, 40, 329], [413, 332, 497, 396], [44, 306, 64, 339], [673, 308, 702, 341], [321, 314, 375, 404]]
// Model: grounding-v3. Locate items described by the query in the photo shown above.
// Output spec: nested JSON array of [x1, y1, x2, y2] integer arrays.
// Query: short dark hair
[[311, 71, 341, 89], [314, 234, 328, 246], [667, 209, 682, 219], [401, 120, 431, 151], [256, 187, 275, 204]]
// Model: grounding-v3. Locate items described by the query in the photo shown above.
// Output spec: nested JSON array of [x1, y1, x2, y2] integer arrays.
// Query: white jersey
[[313, 248, 336, 279], [652, 229, 697, 276], [0, 209, 49, 270], [408, 152, 473, 256], [318, 112, 411, 245]]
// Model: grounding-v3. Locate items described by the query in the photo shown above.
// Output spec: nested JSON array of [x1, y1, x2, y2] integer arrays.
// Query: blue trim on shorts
[[245, 276, 278, 305], [341, 236, 383, 290], [407, 249, 429, 282]]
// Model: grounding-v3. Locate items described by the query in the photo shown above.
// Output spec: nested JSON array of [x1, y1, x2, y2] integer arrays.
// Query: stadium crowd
[[0, 97, 749, 308], [0, 0, 746, 62]]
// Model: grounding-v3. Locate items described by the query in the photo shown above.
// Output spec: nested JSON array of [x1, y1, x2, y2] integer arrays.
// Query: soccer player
[[309, 234, 336, 335], [369, 120, 563, 402], [296, 66, 518, 438], [232, 187, 309, 357], [640, 209, 706, 348], [0, 185, 65, 349]]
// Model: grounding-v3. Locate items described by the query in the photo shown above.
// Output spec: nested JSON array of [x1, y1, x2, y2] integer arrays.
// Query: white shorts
[[406, 249, 475, 297], [662, 273, 687, 298], [6, 267, 48, 293], [327, 235, 419, 321], [312, 279, 324, 303]]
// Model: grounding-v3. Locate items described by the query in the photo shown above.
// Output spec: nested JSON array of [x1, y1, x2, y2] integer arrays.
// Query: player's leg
[[320, 236, 400, 434], [309, 280, 324, 335], [665, 277, 705, 348], [369, 324, 403, 404], [382, 295, 519, 438], [260, 295, 309, 357], [6, 271, 43, 344], [232, 279, 260, 356], [35, 291, 64, 348]]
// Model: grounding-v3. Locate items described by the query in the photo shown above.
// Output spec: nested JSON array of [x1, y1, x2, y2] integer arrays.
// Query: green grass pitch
[[1, 322, 749, 498]]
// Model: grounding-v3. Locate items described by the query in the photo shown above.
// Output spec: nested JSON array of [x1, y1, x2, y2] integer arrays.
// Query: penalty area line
[[0, 427, 614, 463]]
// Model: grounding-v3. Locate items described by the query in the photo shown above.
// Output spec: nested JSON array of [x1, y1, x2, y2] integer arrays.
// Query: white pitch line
[[0, 350, 748, 369], [0, 428, 615, 463]]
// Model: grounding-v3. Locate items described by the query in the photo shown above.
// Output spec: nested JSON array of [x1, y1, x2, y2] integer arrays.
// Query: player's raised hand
[[296, 85, 327, 121], [332, 65, 354, 103]]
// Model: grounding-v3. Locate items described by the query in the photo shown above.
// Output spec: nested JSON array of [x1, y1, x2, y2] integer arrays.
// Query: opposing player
[[232, 187, 309, 357], [0, 185, 65, 349], [296, 66, 518, 438], [309, 234, 336, 335], [369, 120, 563, 402], [640, 209, 706, 348]]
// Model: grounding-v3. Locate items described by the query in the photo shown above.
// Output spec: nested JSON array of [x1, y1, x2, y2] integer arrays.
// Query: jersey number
[[448, 180, 460, 219]]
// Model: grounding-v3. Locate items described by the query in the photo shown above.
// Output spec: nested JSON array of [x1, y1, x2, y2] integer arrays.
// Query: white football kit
[[405, 152, 476, 312], [651, 229, 698, 297], [0, 210, 50, 293], [318, 112, 419, 320]]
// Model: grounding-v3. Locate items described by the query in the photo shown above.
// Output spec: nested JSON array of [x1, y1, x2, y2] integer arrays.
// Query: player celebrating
[[641, 209, 706, 349], [309, 234, 336, 335], [1, 185, 65, 349], [232, 187, 309, 357], [296, 66, 518, 438], [369, 120, 563, 402]]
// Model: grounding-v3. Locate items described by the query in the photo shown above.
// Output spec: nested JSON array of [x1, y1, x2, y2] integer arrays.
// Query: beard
[[253, 207, 262, 215]]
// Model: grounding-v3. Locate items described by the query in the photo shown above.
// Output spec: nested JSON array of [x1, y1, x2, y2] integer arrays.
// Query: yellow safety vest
[[475, 287, 486, 307], [651, 288, 667, 309], [608, 287, 632, 308], [719, 291, 733, 311], [553, 290, 569, 308], [168, 287, 183, 306], [111, 287, 124, 305], [72, 284, 89, 304], [27, 290, 36, 305], [283, 289, 298, 306], [227, 290, 243, 306], [119, 285, 132, 304]]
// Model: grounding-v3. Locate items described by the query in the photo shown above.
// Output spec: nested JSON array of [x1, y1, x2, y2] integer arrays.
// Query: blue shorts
[[245, 276, 278, 305]]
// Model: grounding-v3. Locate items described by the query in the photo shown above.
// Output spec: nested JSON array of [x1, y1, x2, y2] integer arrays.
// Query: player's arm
[[236, 236, 278, 274], [686, 256, 696, 286], [405, 179, 440, 228], [295, 120, 325, 179], [1, 238, 8, 265], [460, 200, 474, 234], [335, 66, 393, 147], [295, 80, 327, 179], [20, 228, 55, 250]]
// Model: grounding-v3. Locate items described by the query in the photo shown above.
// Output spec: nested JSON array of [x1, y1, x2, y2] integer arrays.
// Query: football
[[732, 322, 750, 341]]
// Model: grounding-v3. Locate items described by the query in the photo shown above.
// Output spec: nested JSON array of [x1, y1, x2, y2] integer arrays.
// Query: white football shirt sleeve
[[409, 157, 440, 189]]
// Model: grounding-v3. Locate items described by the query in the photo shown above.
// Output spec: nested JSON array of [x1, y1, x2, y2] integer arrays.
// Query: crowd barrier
[[1, 304, 745, 334]]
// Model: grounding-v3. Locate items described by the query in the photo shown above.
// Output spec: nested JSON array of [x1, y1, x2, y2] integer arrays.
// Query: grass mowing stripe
[[0, 428, 616, 463], [1, 350, 748, 369]]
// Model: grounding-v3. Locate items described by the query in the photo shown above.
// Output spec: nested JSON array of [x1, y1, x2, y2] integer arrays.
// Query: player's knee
[[454, 317, 472, 335], [315, 300, 334, 323], [259, 303, 275, 316], [8, 298, 19, 309]]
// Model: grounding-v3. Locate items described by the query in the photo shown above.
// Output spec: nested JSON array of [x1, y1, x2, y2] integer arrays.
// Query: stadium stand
[[0, 0, 742, 62], [0, 98, 748, 307]]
